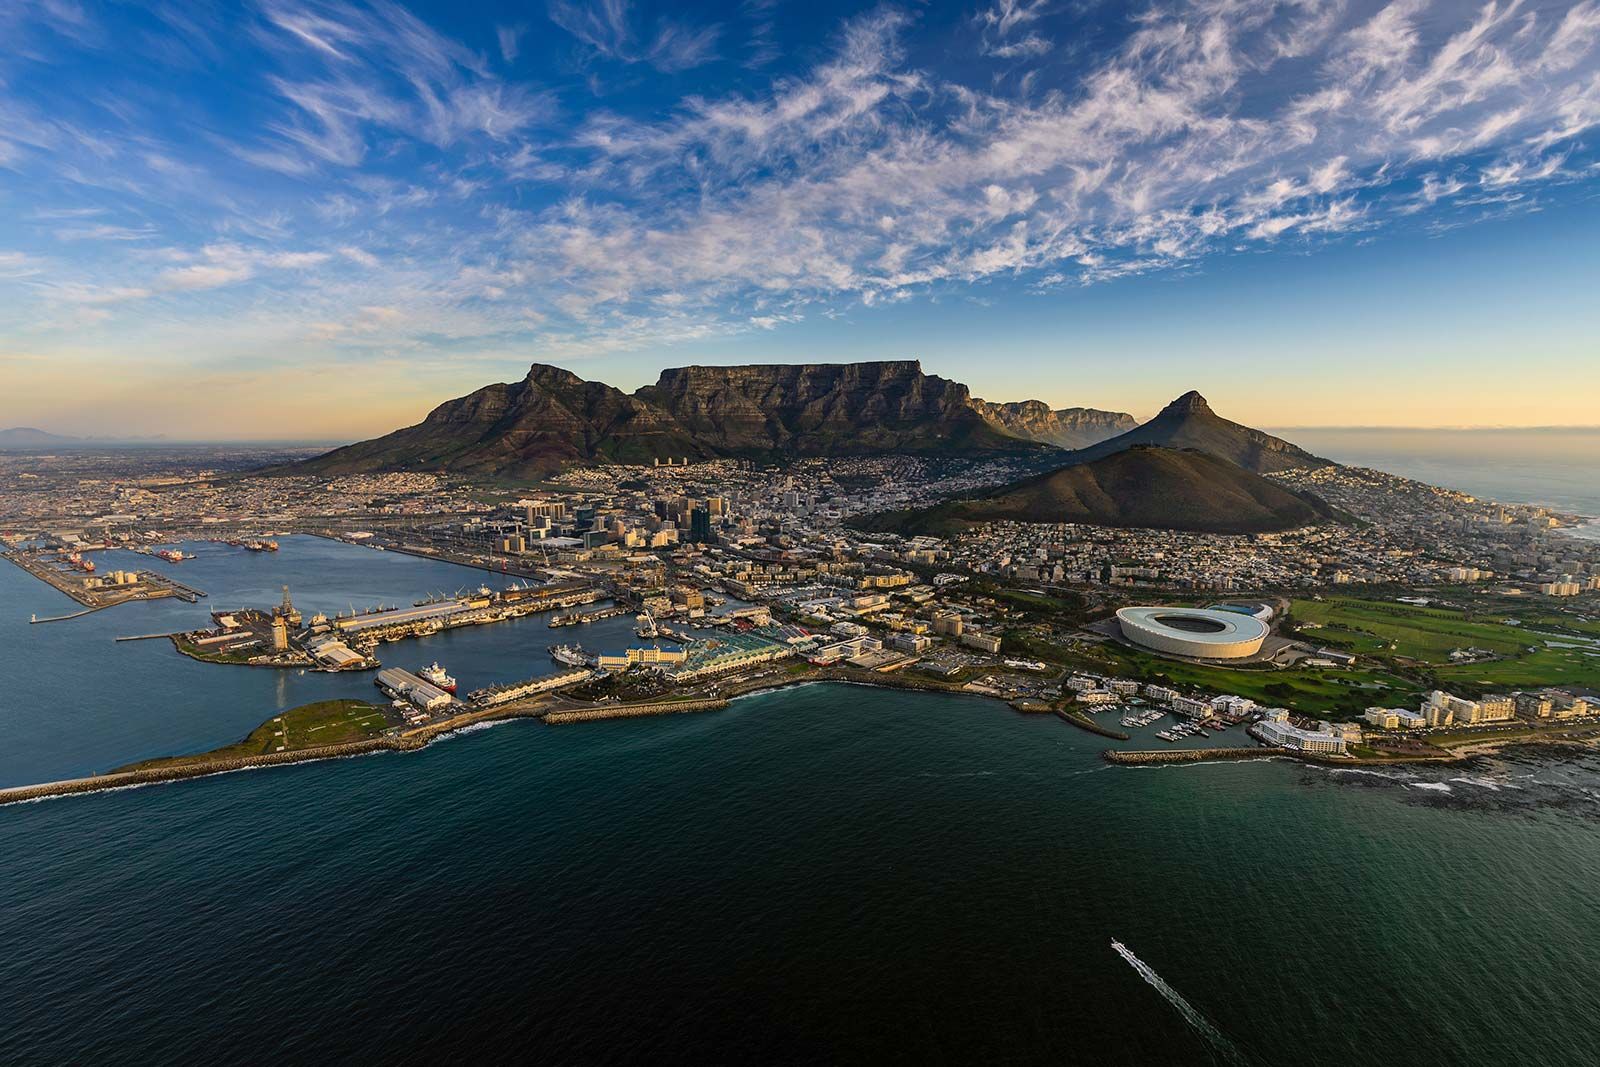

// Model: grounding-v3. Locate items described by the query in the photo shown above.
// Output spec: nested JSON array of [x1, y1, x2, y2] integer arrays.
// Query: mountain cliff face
[[971, 399, 1138, 449], [854, 446, 1341, 536], [295, 360, 1101, 476], [1062, 391, 1331, 473], [635, 361, 1025, 456]]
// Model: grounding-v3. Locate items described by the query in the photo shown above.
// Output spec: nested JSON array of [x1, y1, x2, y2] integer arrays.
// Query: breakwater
[[1103, 747, 1276, 765], [544, 698, 729, 724], [0, 703, 549, 807], [1057, 710, 1131, 740]]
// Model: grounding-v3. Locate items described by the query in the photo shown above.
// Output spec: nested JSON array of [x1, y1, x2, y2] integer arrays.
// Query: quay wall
[[1057, 710, 1132, 740]]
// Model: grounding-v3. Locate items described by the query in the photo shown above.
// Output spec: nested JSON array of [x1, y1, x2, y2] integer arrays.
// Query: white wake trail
[[1111, 939, 1248, 1064]]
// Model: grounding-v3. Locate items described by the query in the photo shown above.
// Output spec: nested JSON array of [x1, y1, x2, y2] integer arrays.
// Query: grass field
[[1288, 596, 1600, 695], [1289, 597, 1534, 661], [119, 700, 390, 772]]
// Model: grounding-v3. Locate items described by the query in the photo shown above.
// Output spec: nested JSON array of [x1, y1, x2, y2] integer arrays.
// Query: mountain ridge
[[293, 361, 1138, 476], [854, 445, 1342, 536], [1061, 389, 1332, 473]]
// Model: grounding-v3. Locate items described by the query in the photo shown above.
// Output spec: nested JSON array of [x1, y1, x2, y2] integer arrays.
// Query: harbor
[[6, 545, 207, 615]]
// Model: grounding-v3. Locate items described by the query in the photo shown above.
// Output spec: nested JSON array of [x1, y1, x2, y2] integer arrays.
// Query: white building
[[1363, 706, 1426, 730], [1252, 715, 1349, 755]]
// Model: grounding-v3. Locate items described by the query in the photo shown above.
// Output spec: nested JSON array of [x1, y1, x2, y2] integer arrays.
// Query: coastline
[[5, 665, 1597, 808], [0, 668, 1015, 808]]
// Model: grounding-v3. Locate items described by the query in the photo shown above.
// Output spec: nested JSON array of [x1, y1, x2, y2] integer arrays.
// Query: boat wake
[[1111, 939, 1248, 1065]]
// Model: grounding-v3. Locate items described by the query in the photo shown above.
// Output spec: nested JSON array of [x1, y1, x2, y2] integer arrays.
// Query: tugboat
[[418, 662, 458, 693]]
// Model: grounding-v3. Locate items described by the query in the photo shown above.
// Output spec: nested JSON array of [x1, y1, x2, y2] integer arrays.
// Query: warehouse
[[375, 667, 452, 711]]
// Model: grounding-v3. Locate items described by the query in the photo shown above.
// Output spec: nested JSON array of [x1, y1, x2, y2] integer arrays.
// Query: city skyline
[[4, 0, 1600, 438]]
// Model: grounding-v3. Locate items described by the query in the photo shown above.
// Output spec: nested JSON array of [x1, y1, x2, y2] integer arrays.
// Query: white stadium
[[1115, 607, 1270, 661]]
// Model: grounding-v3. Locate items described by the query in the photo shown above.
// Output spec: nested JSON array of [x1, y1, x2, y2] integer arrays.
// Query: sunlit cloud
[[0, 0, 1597, 433]]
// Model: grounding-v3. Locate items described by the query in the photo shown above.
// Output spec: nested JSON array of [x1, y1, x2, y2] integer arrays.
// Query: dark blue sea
[[4, 537, 1600, 1064]]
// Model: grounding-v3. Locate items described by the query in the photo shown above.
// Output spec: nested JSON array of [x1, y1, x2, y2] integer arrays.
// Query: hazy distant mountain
[[855, 445, 1342, 536], [294, 360, 1124, 476], [0, 427, 78, 447], [971, 399, 1138, 449], [1061, 391, 1332, 473]]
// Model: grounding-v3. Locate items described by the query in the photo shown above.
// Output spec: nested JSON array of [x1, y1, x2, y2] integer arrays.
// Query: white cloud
[[547, 0, 720, 72], [7, 0, 1600, 362]]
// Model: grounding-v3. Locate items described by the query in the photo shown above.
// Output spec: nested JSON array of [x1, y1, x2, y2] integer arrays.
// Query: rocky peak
[[1159, 390, 1212, 417], [523, 363, 586, 389]]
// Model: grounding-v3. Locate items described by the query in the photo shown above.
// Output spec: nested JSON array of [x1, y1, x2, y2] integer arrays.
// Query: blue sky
[[2, 0, 1598, 439]]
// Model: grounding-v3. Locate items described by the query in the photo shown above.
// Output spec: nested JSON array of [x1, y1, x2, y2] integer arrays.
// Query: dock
[[549, 605, 628, 628]]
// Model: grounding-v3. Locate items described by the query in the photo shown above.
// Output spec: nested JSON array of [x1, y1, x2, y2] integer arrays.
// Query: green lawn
[[1290, 596, 1534, 661], [117, 699, 389, 772]]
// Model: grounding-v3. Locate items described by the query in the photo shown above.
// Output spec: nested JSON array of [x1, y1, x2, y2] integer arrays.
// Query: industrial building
[[1116, 607, 1270, 660], [375, 668, 452, 711]]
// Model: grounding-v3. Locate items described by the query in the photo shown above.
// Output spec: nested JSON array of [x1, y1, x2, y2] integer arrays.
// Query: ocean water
[[1274, 427, 1600, 517], [6, 538, 1600, 1064]]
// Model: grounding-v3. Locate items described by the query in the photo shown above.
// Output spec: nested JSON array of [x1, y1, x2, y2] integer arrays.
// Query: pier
[[549, 605, 628, 628], [6, 550, 206, 614]]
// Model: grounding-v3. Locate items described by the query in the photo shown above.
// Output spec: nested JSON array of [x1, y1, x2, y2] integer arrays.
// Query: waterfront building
[[1251, 715, 1349, 755], [1363, 706, 1425, 730], [1475, 695, 1517, 723], [1211, 695, 1256, 720], [1515, 692, 1554, 720], [1421, 690, 1478, 727], [375, 668, 451, 711], [468, 669, 593, 707], [597, 646, 689, 672]]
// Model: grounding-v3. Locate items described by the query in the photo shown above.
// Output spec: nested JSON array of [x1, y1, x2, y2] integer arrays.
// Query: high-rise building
[[689, 507, 713, 544]]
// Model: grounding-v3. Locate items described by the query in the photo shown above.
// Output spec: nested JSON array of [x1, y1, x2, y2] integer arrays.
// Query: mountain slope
[[295, 365, 710, 478], [972, 399, 1138, 449], [855, 446, 1340, 536], [294, 360, 1084, 476], [1062, 391, 1331, 473]]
